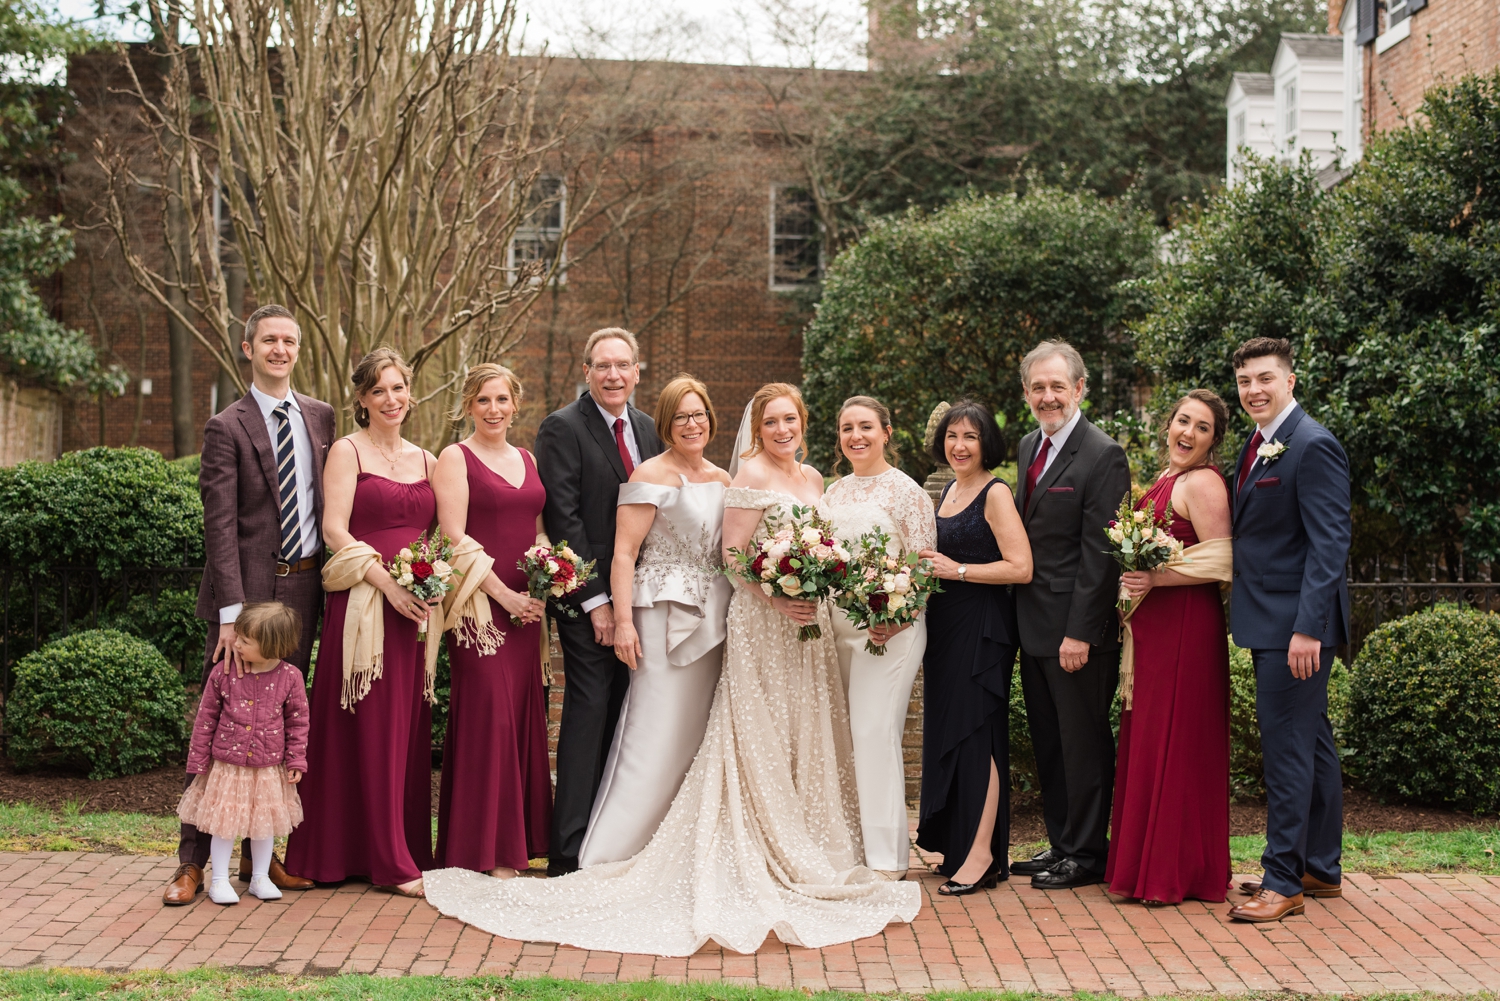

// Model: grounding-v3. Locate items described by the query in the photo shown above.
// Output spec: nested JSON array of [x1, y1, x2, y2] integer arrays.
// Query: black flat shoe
[[1030, 857, 1104, 890], [545, 856, 578, 878], [938, 861, 1002, 896], [1010, 847, 1063, 876]]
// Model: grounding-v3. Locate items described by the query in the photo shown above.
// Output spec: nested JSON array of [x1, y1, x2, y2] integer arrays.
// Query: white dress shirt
[[1257, 398, 1299, 442], [220, 384, 320, 624], [582, 398, 641, 615], [1037, 407, 1084, 478]]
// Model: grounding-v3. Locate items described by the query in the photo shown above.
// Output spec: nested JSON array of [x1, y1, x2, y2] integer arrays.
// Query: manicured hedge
[[1345, 605, 1500, 813], [5, 629, 188, 779]]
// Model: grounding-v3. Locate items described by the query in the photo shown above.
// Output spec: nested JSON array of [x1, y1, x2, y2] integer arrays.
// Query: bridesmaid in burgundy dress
[[286, 348, 438, 897], [432, 364, 551, 878], [1107, 389, 1235, 905]]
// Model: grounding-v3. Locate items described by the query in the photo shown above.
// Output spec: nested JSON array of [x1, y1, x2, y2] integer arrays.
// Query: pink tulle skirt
[[178, 761, 304, 840]]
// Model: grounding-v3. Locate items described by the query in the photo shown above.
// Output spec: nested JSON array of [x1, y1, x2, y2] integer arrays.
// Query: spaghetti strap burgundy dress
[[435, 445, 552, 872], [285, 460, 438, 886], [1105, 471, 1232, 904]]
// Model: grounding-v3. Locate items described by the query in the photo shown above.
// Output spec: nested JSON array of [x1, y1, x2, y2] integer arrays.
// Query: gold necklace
[[367, 432, 404, 472]]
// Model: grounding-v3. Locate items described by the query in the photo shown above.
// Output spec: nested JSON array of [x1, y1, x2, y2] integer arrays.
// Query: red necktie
[[614, 417, 635, 476], [1025, 437, 1051, 500], [1237, 429, 1264, 492]]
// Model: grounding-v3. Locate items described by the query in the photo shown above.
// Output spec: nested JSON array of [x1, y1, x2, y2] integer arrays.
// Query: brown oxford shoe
[[1229, 888, 1306, 922], [1237, 873, 1342, 899], [238, 853, 315, 890], [162, 863, 203, 905]]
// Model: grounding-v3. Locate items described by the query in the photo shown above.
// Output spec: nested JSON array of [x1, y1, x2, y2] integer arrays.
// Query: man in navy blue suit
[[1226, 337, 1350, 923]]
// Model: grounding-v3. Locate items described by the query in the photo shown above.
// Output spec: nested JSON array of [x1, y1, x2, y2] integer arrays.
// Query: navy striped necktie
[[273, 401, 302, 561]]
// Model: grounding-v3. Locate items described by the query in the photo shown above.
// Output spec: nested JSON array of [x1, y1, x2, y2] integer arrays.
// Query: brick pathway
[[2, 851, 1498, 994]]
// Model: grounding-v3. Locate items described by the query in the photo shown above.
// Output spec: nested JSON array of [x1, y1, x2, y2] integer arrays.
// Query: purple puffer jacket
[[186, 660, 310, 774]]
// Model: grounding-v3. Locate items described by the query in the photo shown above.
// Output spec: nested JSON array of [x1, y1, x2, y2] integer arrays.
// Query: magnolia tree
[[97, 0, 567, 448]]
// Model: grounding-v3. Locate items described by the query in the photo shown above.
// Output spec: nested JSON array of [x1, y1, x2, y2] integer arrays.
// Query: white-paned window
[[1341, 0, 1365, 162], [769, 185, 821, 289], [1283, 81, 1298, 142], [510, 175, 566, 284]]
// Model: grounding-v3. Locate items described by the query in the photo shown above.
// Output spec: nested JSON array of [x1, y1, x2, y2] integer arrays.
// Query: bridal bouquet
[[389, 530, 460, 639], [835, 526, 942, 655], [1103, 492, 1186, 611], [726, 504, 849, 641], [518, 541, 597, 624]]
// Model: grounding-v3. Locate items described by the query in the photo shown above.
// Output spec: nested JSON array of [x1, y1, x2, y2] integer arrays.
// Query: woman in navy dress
[[432, 364, 552, 878], [916, 400, 1033, 895]]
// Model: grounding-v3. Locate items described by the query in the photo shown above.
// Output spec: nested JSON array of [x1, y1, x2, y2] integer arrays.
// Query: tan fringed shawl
[[323, 542, 442, 711], [443, 535, 505, 656], [1118, 537, 1234, 709]]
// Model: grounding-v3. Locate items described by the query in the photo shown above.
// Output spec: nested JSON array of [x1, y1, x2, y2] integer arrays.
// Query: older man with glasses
[[533, 327, 665, 877]]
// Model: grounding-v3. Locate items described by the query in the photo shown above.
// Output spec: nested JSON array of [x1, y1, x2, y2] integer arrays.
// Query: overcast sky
[[41, 0, 868, 70]]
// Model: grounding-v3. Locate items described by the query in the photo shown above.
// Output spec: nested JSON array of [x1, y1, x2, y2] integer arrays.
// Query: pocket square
[[1255, 477, 1281, 488], [1047, 486, 1074, 493]]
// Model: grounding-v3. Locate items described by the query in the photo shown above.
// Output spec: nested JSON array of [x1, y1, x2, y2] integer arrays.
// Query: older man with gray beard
[[1010, 340, 1131, 890]]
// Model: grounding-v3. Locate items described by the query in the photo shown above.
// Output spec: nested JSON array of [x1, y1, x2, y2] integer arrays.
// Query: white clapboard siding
[[1225, 72, 1277, 186], [1271, 34, 1346, 172]]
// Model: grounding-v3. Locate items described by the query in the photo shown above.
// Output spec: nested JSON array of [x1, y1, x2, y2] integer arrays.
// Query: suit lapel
[[580, 395, 629, 482], [1024, 418, 1085, 523], [1016, 430, 1038, 515], [234, 395, 281, 500], [629, 406, 660, 461], [1235, 404, 1305, 519]]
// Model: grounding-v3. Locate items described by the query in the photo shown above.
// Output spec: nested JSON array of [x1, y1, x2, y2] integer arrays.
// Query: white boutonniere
[[1257, 439, 1288, 464]]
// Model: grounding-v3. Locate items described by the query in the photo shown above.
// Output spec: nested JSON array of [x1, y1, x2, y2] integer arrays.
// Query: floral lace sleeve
[[825, 470, 936, 553]]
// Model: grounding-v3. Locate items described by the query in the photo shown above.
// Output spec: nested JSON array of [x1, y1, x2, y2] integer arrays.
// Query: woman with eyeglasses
[[574, 374, 734, 866]]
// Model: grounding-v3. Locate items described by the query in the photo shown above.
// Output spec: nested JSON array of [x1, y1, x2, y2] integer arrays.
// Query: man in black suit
[[1011, 341, 1132, 889], [534, 327, 664, 876]]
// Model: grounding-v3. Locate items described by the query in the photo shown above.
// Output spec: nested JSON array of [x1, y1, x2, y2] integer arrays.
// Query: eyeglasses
[[590, 361, 635, 375], [671, 410, 709, 427]]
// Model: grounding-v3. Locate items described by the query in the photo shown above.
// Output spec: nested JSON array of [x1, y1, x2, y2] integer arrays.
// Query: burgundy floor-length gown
[[286, 460, 437, 886], [435, 445, 552, 872], [1106, 470, 1232, 904]]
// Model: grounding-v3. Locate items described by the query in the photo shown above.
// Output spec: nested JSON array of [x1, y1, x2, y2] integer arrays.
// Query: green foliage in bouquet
[[5, 629, 188, 779], [0, 447, 204, 572], [1345, 606, 1500, 814]]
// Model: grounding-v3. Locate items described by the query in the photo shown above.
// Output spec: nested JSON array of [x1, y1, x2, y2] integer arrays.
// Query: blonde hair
[[833, 395, 899, 475], [655, 374, 716, 447], [583, 327, 640, 365], [234, 601, 303, 663], [739, 382, 808, 463], [450, 363, 524, 430], [350, 347, 414, 428]]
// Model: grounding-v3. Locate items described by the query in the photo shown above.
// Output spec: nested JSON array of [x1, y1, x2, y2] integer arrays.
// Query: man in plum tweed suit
[[1227, 337, 1350, 923], [162, 304, 335, 905]]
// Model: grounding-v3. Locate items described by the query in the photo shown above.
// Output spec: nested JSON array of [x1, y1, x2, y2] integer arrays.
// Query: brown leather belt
[[275, 556, 320, 577]]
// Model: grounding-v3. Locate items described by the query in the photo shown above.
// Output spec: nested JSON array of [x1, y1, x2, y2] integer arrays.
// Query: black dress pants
[[1019, 646, 1120, 875], [548, 613, 630, 866]]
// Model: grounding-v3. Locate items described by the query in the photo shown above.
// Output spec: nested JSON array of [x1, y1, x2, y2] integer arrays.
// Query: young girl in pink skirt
[[178, 601, 311, 904]]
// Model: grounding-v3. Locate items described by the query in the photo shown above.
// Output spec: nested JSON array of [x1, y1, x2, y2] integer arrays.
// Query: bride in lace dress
[[422, 383, 921, 956]]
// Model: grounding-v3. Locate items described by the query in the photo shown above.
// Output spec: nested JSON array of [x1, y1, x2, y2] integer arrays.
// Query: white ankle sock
[[209, 835, 234, 885], [250, 837, 274, 879]]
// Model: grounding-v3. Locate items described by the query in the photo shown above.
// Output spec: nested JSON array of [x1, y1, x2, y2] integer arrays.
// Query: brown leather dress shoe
[[1237, 873, 1342, 898], [238, 853, 315, 890], [162, 863, 203, 905], [1229, 888, 1306, 922]]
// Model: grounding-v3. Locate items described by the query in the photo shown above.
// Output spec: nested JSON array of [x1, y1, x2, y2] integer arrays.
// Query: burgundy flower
[[869, 591, 889, 612], [411, 561, 434, 580], [778, 555, 796, 575]]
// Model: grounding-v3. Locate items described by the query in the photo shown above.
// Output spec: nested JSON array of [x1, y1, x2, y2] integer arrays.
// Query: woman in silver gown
[[423, 382, 920, 956]]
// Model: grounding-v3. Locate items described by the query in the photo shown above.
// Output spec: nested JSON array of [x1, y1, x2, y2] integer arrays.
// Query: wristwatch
[[958, 564, 968, 582]]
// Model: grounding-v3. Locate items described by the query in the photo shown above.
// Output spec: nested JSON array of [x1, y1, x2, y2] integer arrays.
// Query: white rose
[[558, 546, 577, 561], [800, 527, 822, 546], [882, 575, 898, 591], [811, 543, 833, 560], [399, 548, 415, 561], [761, 566, 777, 580], [432, 559, 452, 578], [546, 558, 560, 573], [893, 573, 911, 593], [761, 582, 775, 596], [398, 572, 414, 587], [832, 545, 851, 562], [888, 594, 907, 611], [768, 540, 791, 561], [778, 574, 803, 595], [550, 584, 565, 597], [1132, 510, 1147, 525]]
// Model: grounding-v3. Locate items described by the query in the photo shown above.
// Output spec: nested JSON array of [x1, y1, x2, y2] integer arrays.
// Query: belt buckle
[[275, 560, 291, 577]]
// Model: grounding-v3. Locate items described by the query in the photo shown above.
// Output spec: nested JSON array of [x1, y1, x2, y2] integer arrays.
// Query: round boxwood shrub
[[1345, 605, 1500, 813], [5, 629, 188, 779]]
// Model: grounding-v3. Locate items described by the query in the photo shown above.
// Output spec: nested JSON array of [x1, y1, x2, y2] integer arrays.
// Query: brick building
[[50, 50, 832, 465]]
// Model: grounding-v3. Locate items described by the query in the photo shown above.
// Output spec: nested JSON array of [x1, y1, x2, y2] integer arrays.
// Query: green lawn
[[0, 970, 1481, 1001], [3, 801, 1496, 876]]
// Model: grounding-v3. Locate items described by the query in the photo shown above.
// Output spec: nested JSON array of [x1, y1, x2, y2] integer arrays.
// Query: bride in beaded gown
[[422, 384, 921, 956]]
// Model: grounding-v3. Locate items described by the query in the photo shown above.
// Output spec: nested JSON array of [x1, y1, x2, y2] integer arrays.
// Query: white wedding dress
[[423, 487, 922, 956], [823, 468, 937, 873]]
